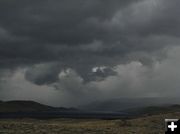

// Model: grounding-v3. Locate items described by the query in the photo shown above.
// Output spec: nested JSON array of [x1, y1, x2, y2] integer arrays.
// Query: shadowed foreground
[[0, 112, 180, 134]]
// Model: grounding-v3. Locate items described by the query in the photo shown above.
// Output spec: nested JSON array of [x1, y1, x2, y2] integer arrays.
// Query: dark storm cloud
[[0, 0, 180, 89], [0, 0, 179, 58], [25, 62, 61, 85], [0, 0, 140, 80], [0, 0, 137, 45]]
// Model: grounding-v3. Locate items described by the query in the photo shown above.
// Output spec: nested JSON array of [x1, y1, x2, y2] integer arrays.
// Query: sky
[[0, 0, 180, 107]]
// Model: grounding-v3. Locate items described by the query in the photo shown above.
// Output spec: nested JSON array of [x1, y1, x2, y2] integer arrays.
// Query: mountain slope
[[0, 100, 74, 113], [79, 97, 180, 112], [124, 104, 180, 116]]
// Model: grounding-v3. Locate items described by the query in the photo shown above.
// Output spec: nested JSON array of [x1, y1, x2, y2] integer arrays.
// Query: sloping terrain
[[0, 100, 180, 119], [80, 97, 180, 112], [124, 105, 180, 116], [0, 100, 180, 133], [0, 100, 73, 113]]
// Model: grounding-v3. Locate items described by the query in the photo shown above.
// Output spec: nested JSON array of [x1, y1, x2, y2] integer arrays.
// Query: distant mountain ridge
[[0, 100, 77, 113], [122, 104, 180, 116], [0, 99, 180, 119], [1, 98, 180, 113], [79, 97, 180, 112]]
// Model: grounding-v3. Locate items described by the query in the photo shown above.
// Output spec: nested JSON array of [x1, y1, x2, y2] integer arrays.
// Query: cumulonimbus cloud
[[0, 0, 180, 106]]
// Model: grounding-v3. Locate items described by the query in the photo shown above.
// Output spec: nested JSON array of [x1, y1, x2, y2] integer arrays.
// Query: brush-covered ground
[[0, 112, 180, 134]]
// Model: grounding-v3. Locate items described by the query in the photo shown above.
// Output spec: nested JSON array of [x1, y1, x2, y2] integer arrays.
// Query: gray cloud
[[1, 46, 180, 107], [25, 62, 61, 85], [0, 0, 179, 65], [0, 0, 180, 106]]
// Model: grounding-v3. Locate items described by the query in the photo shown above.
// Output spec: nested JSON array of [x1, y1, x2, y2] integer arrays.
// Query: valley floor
[[0, 112, 180, 134]]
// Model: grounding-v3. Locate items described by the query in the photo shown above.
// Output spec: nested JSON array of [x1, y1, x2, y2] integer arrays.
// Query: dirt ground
[[0, 112, 180, 134]]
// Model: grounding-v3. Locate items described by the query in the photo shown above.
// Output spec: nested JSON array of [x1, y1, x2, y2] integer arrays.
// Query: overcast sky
[[0, 0, 180, 107]]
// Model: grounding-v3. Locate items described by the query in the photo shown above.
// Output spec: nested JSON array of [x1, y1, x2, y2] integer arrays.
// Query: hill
[[0, 99, 180, 120], [79, 97, 180, 112], [124, 104, 180, 116], [0, 100, 74, 113]]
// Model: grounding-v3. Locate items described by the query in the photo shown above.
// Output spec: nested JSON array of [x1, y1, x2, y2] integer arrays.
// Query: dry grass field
[[0, 112, 180, 134]]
